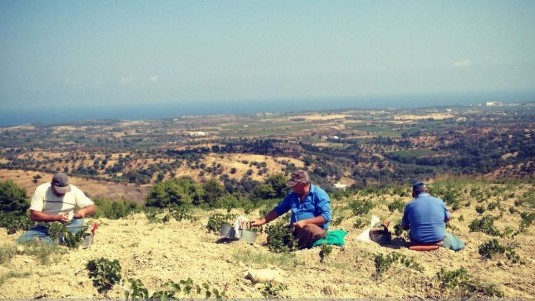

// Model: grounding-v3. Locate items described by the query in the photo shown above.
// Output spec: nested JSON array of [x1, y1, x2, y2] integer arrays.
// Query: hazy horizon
[[1, 1, 534, 126], [1, 90, 534, 127]]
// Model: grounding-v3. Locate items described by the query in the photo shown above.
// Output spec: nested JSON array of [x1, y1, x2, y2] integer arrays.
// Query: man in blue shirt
[[251, 170, 331, 249], [402, 181, 464, 251]]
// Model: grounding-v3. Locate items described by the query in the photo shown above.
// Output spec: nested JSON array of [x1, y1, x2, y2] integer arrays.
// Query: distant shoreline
[[1, 93, 534, 127]]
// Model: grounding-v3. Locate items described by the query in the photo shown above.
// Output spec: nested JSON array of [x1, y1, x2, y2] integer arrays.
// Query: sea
[[1, 91, 534, 127]]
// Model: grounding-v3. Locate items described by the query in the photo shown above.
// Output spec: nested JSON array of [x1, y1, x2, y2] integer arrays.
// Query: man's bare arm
[[30, 210, 69, 223]]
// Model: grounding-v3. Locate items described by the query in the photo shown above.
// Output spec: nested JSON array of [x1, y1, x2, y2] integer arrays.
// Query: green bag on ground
[[312, 229, 348, 247]]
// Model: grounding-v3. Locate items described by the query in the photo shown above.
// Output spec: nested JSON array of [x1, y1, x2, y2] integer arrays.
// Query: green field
[[388, 149, 440, 158]]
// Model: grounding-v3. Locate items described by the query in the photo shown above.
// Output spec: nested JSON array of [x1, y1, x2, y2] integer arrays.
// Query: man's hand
[[251, 210, 279, 227], [74, 204, 97, 219], [31, 210, 71, 223], [294, 215, 326, 229], [293, 220, 308, 229], [57, 213, 70, 223], [251, 218, 265, 227]]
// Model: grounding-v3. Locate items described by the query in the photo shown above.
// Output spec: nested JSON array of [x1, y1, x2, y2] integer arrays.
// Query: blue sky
[[1, 1, 535, 116]]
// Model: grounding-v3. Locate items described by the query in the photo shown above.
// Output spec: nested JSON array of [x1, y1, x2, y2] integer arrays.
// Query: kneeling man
[[17, 173, 97, 244], [251, 170, 331, 249]]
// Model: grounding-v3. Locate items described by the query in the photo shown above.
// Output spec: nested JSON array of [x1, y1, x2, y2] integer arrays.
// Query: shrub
[[469, 216, 500, 236], [144, 205, 197, 224], [520, 212, 535, 230], [487, 201, 499, 211], [94, 198, 140, 219], [145, 177, 203, 208], [202, 179, 227, 208], [0, 212, 33, 234], [47, 222, 88, 248], [437, 267, 504, 298], [501, 226, 520, 238], [0, 181, 32, 234], [216, 194, 254, 211], [47, 222, 64, 239], [124, 278, 149, 300], [373, 252, 422, 282], [144, 208, 164, 224], [0, 180, 29, 216], [125, 277, 225, 300], [520, 191, 535, 208], [330, 215, 344, 227], [349, 199, 374, 216], [478, 239, 520, 263], [393, 223, 403, 236], [391, 185, 409, 197], [86, 258, 122, 294], [353, 217, 368, 229], [169, 205, 196, 221], [434, 185, 461, 211], [206, 213, 237, 233], [437, 267, 470, 291], [265, 173, 289, 199], [387, 198, 405, 213], [62, 228, 89, 248], [319, 242, 332, 263], [265, 222, 297, 253], [260, 282, 287, 298]]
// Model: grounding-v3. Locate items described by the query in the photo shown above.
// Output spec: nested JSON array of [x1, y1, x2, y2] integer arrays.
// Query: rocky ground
[[1, 182, 534, 299]]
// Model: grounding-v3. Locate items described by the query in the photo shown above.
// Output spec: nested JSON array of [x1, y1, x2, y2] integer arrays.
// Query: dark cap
[[51, 173, 71, 194], [412, 181, 425, 191], [287, 170, 310, 187]]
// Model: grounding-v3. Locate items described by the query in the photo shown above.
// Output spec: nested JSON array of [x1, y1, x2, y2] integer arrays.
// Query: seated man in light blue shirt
[[402, 181, 464, 251], [251, 170, 331, 249]]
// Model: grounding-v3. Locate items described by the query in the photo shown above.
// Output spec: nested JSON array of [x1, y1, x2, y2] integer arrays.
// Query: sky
[[1, 1, 535, 123]]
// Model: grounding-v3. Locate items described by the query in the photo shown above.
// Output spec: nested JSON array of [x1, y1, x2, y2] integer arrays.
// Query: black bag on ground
[[369, 222, 392, 244]]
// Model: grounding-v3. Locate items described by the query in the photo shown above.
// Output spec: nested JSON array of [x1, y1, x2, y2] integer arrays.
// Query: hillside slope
[[1, 181, 534, 299]]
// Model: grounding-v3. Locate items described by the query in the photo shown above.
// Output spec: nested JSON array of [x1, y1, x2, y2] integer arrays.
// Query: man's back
[[402, 193, 450, 243]]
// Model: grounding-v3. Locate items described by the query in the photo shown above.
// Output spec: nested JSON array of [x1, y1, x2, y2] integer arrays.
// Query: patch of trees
[[145, 173, 291, 210], [0, 180, 32, 234]]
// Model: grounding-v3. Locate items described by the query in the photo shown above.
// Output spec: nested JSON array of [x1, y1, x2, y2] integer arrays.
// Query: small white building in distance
[[334, 183, 348, 189], [187, 131, 208, 137]]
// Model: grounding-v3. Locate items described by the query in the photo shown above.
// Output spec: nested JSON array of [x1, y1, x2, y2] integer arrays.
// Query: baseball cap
[[286, 170, 310, 187], [51, 173, 71, 194], [412, 181, 425, 191]]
